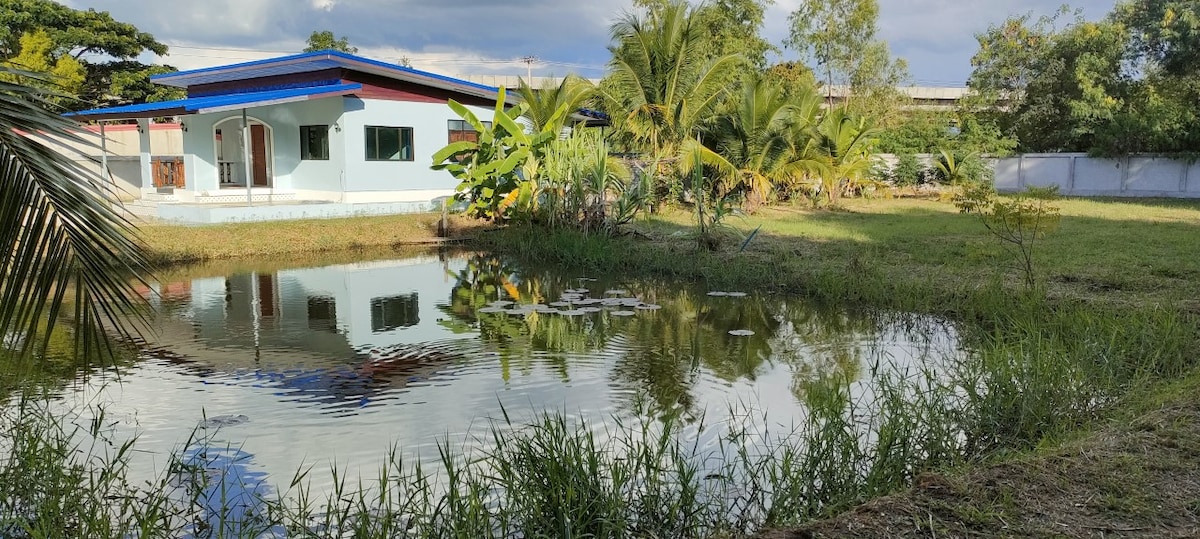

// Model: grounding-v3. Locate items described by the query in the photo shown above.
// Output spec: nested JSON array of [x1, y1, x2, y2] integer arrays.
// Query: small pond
[[39, 250, 963, 497]]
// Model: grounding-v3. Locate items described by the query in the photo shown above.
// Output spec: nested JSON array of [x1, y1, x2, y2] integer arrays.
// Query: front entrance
[[214, 117, 273, 189], [251, 124, 269, 187]]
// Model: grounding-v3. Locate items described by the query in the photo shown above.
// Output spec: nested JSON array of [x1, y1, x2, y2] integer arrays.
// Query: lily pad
[[610, 310, 637, 317], [707, 291, 730, 297], [477, 306, 507, 314], [726, 292, 748, 298], [728, 329, 756, 337], [636, 304, 662, 310], [489, 300, 515, 306], [200, 414, 249, 428], [605, 289, 629, 296], [549, 301, 571, 308], [580, 307, 603, 313]]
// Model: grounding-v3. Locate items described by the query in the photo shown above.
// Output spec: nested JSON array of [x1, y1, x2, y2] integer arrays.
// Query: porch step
[[143, 192, 179, 203], [192, 192, 297, 204], [117, 199, 161, 222]]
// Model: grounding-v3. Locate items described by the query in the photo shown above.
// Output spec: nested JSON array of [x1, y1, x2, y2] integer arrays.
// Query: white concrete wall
[[50, 124, 183, 157], [994, 154, 1200, 198], [340, 97, 494, 200]]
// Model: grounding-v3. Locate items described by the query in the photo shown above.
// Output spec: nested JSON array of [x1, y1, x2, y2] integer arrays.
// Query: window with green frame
[[364, 125, 413, 161]]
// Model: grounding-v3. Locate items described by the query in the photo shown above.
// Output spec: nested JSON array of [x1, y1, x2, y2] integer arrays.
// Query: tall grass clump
[[0, 398, 180, 538]]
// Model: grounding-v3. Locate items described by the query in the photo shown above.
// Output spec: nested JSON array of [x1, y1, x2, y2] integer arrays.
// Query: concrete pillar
[[137, 118, 153, 195], [98, 122, 110, 183], [1017, 155, 1025, 190], [1067, 155, 1077, 194], [242, 109, 253, 207], [1181, 159, 1190, 193]]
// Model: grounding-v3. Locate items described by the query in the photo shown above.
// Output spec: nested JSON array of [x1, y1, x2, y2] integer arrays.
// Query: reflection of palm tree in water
[[437, 253, 890, 418]]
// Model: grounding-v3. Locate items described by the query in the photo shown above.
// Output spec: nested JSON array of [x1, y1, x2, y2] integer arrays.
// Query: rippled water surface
[[45, 250, 963, 493]]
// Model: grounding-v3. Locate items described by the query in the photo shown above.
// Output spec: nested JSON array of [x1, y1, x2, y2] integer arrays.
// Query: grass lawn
[[136, 212, 487, 266], [584, 196, 1200, 309], [137, 197, 1200, 308]]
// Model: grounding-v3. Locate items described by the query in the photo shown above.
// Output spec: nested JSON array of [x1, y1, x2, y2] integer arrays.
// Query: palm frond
[[0, 70, 152, 361]]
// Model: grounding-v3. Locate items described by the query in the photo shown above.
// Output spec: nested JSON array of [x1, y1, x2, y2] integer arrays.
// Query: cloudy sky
[[67, 0, 1117, 86]]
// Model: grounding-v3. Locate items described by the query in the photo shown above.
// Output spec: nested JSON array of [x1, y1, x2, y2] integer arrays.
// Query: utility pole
[[520, 55, 537, 83]]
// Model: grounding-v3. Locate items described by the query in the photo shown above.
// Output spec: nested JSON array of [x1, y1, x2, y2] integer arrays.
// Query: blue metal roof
[[152, 50, 500, 99], [68, 82, 363, 120]]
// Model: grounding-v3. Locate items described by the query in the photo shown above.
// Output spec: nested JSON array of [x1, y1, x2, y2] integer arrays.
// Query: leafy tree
[[304, 30, 358, 53], [0, 69, 151, 360], [86, 62, 181, 105], [785, 0, 907, 99], [0, 0, 167, 60], [785, 0, 909, 127], [967, 9, 1069, 107], [969, 10, 1133, 154], [0, 0, 176, 109], [1, 30, 86, 103], [1116, 0, 1200, 77], [763, 61, 820, 98], [1109, 0, 1200, 152]]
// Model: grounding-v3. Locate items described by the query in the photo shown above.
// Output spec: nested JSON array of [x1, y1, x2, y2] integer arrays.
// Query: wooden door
[[250, 124, 269, 187]]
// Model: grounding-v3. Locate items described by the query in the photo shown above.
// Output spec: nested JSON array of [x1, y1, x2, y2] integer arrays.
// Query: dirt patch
[[766, 402, 1200, 538]]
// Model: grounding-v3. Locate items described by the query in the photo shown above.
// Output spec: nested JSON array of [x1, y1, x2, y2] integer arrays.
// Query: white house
[[70, 50, 506, 223]]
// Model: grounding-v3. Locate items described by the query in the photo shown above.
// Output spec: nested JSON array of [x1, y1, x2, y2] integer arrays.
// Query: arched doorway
[[213, 117, 274, 188]]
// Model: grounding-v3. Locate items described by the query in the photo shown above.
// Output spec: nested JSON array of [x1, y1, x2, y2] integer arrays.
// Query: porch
[[67, 83, 361, 205]]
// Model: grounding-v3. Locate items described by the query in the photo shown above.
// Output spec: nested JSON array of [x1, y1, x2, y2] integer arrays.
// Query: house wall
[[337, 97, 494, 203], [175, 96, 488, 205], [180, 97, 346, 197]]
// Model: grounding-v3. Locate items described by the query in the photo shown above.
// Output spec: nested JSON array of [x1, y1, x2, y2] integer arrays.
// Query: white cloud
[[71, 0, 1121, 86]]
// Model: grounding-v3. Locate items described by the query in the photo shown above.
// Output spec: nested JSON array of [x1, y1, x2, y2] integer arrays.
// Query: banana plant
[[431, 87, 569, 222]]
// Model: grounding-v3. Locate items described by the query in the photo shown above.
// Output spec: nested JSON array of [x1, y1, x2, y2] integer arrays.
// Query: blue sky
[[70, 0, 1118, 86]]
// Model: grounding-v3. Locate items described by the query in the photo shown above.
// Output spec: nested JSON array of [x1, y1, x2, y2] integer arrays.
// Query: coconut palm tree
[[700, 74, 825, 207], [806, 106, 881, 203], [603, 0, 742, 163], [0, 69, 150, 360], [514, 74, 597, 137]]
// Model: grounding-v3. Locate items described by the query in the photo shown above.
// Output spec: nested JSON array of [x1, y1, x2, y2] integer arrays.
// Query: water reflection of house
[[147, 256, 467, 378]]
